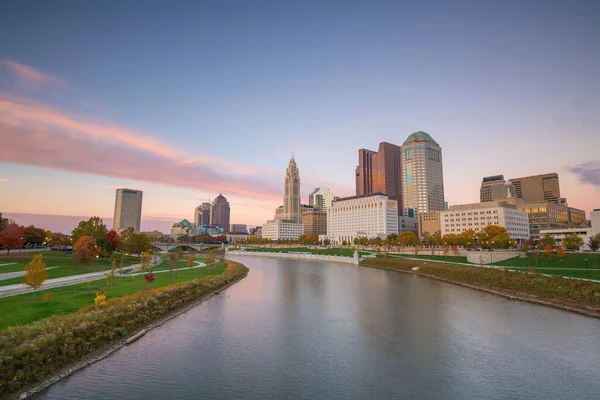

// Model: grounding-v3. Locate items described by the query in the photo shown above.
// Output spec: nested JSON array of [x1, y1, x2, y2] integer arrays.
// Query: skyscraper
[[480, 175, 515, 202], [355, 142, 402, 213], [282, 156, 301, 223], [194, 202, 211, 226], [509, 173, 561, 204], [308, 187, 337, 212], [210, 194, 230, 231], [401, 131, 445, 217], [113, 188, 143, 232]]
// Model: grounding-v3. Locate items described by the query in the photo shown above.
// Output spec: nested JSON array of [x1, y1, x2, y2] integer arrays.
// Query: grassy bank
[[0, 259, 248, 398], [0, 253, 139, 286], [0, 259, 226, 330], [491, 253, 600, 280], [363, 258, 600, 315]]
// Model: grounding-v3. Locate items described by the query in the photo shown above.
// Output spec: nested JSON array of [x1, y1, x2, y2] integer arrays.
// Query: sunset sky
[[1, 0, 599, 233]]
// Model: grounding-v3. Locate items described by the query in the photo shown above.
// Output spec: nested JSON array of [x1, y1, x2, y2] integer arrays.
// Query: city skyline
[[1, 1, 599, 232]]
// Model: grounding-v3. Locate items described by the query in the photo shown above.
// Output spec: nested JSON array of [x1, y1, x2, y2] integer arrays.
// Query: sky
[[0, 0, 599, 233]]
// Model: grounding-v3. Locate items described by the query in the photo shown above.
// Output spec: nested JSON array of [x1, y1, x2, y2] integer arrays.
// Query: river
[[37, 256, 600, 399]]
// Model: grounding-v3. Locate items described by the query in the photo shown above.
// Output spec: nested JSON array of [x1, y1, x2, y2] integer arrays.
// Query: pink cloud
[[0, 95, 281, 200], [0, 59, 64, 89]]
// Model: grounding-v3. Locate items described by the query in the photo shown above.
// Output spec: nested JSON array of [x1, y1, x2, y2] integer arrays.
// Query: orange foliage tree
[[543, 245, 553, 259], [557, 245, 566, 261], [187, 255, 195, 268], [23, 254, 48, 296], [73, 236, 99, 263]]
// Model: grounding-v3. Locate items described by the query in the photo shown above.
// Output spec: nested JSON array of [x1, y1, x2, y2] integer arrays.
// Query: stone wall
[[226, 250, 360, 265], [466, 251, 522, 265]]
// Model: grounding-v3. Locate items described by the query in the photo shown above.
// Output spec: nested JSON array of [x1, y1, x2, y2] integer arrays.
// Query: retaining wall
[[226, 250, 360, 265]]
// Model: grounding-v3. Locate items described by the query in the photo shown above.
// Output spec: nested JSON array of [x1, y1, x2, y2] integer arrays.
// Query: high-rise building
[[441, 201, 530, 242], [113, 188, 143, 232], [301, 209, 327, 236], [282, 157, 301, 223], [510, 173, 561, 204], [230, 224, 247, 234], [210, 194, 230, 231], [480, 175, 515, 202], [401, 131, 445, 217], [355, 143, 402, 212], [418, 211, 441, 237], [327, 193, 398, 245], [194, 202, 210, 227], [515, 201, 569, 241], [309, 187, 337, 212]]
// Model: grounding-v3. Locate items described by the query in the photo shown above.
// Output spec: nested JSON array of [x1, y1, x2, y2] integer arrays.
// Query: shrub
[[0, 260, 248, 397]]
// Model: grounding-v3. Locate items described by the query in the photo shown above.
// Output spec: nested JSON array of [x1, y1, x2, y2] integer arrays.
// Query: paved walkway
[[0, 266, 59, 281], [0, 255, 162, 298]]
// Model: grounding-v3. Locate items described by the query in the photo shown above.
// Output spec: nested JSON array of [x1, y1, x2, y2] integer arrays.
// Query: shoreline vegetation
[[362, 258, 600, 318], [0, 259, 249, 399]]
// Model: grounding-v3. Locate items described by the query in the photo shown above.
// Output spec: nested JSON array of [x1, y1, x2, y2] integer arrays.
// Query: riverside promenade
[[0, 255, 162, 298], [226, 249, 361, 265]]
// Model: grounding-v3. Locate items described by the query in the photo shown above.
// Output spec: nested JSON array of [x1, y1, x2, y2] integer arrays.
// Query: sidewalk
[[0, 255, 162, 298]]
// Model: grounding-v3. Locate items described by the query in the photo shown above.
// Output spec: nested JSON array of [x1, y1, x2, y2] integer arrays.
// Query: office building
[[399, 216, 418, 234], [516, 201, 569, 241], [355, 142, 402, 212], [171, 219, 194, 236], [441, 201, 530, 241], [113, 188, 143, 232], [301, 209, 327, 236], [401, 131, 445, 217], [230, 224, 248, 234], [140, 230, 163, 242], [281, 157, 301, 223], [327, 193, 398, 245], [194, 202, 211, 227], [568, 207, 587, 226], [261, 220, 304, 241], [210, 194, 230, 231], [510, 173, 561, 204], [539, 209, 599, 250], [418, 211, 441, 237], [480, 175, 515, 202], [309, 187, 337, 212]]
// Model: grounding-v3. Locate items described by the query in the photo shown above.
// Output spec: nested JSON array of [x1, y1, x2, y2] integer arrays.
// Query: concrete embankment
[[226, 250, 360, 265]]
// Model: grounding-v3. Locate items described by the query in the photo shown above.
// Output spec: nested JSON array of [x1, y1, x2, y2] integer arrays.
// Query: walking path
[[125, 260, 207, 276], [0, 267, 59, 281], [0, 255, 162, 298]]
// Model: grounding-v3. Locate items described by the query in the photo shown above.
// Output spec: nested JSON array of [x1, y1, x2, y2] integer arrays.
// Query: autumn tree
[[73, 236, 100, 263], [168, 252, 178, 281], [0, 222, 25, 255], [144, 270, 155, 289], [538, 233, 556, 248], [49, 232, 67, 252], [71, 216, 108, 244], [140, 252, 152, 271], [589, 234, 600, 252], [556, 245, 566, 261], [543, 245, 553, 259], [187, 255, 195, 268], [23, 254, 48, 296], [459, 229, 476, 247], [452, 245, 460, 260], [443, 246, 450, 258], [117, 227, 151, 255], [206, 249, 216, 265], [23, 225, 46, 247], [43, 292, 53, 305], [0, 213, 8, 231], [398, 231, 419, 247], [562, 233, 584, 251], [442, 233, 460, 246]]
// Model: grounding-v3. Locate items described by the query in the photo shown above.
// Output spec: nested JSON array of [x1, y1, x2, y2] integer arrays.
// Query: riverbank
[[0, 259, 249, 399], [362, 258, 600, 318]]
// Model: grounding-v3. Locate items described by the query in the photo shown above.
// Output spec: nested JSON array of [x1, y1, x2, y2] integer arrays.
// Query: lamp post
[[585, 258, 588, 278]]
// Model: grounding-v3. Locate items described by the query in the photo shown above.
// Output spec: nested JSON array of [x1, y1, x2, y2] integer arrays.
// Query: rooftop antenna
[[291, 152, 295, 160]]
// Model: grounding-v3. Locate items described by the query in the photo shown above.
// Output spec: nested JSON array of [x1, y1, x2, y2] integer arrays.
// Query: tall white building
[[309, 187, 338, 212], [113, 188, 143, 232], [282, 157, 301, 223], [327, 193, 398, 245], [440, 201, 530, 241], [262, 220, 304, 241], [401, 131, 445, 217]]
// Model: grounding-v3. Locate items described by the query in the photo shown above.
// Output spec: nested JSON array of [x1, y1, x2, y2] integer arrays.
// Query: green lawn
[[0, 260, 227, 330], [243, 247, 365, 257], [491, 253, 600, 280], [394, 254, 469, 263], [0, 253, 139, 286]]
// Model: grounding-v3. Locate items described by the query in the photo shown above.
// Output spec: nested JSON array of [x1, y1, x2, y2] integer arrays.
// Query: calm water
[[38, 256, 600, 399]]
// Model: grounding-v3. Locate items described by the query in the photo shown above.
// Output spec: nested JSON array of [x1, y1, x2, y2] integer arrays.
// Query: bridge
[[151, 243, 222, 253]]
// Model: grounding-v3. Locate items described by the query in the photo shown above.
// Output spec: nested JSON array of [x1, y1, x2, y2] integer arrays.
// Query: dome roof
[[404, 131, 438, 145]]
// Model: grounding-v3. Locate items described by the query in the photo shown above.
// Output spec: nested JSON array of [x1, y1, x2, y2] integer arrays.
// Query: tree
[[106, 230, 119, 249], [144, 270, 155, 289], [187, 255, 195, 268], [0, 222, 25, 255], [442, 233, 460, 246], [206, 249, 216, 265], [23, 254, 48, 296], [452, 245, 460, 260], [140, 252, 152, 270], [71, 216, 108, 244], [96, 237, 113, 257], [556, 245, 566, 261], [23, 225, 46, 247], [94, 292, 107, 307], [539, 233, 556, 248], [459, 229, 476, 247], [323, 238, 331, 246], [0, 212, 8, 231], [543, 245, 553, 258], [398, 231, 419, 247], [562, 233, 584, 251], [589, 234, 600, 252], [177, 247, 183, 260], [43, 292, 53, 305], [476, 225, 510, 249], [49, 232, 67, 250], [117, 227, 151, 255], [73, 236, 100, 263]]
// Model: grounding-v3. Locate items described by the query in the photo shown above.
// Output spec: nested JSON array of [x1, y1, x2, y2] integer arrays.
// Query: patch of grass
[[0, 261, 227, 330], [396, 254, 469, 263], [492, 253, 600, 280], [0, 253, 139, 286]]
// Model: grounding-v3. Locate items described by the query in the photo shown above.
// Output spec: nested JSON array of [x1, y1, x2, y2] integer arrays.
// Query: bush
[[0, 260, 248, 397], [363, 258, 600, 308]]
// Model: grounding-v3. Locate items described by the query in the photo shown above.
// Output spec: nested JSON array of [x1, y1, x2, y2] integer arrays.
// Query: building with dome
[[401, 131, 445, 217]]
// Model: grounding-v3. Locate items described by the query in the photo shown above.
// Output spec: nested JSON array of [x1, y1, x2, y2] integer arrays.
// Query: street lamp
[[585, 258, 589, 278]]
